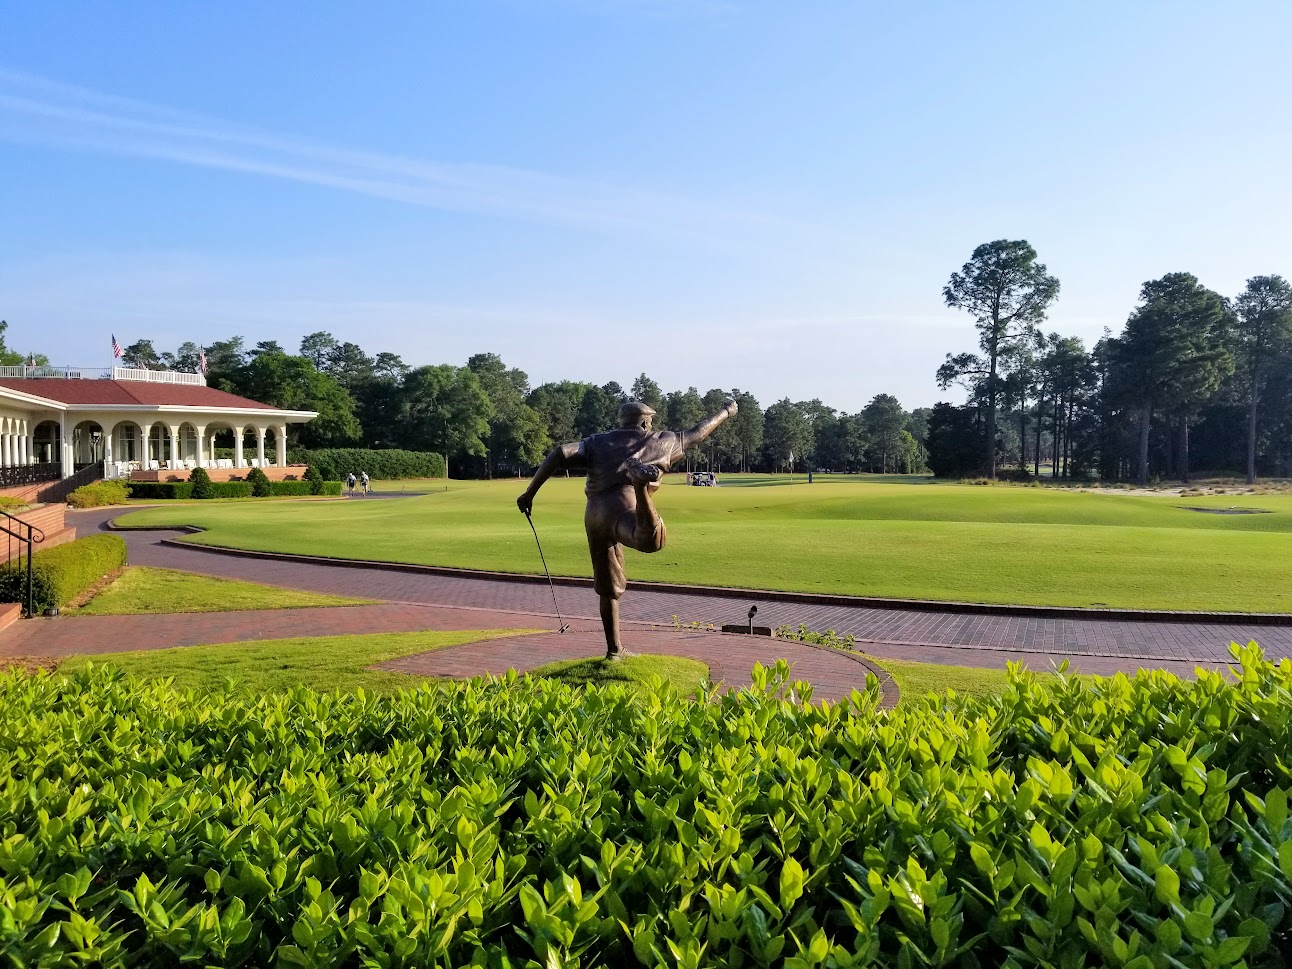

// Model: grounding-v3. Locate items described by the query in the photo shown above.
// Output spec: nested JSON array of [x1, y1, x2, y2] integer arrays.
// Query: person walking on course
[[360, 471, 370, 496], [346, 472, 356, 495], [518, 397, 738, 660]]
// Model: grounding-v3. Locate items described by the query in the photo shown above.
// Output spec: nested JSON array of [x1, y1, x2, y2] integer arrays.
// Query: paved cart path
[[8, 507, 1278, 679]]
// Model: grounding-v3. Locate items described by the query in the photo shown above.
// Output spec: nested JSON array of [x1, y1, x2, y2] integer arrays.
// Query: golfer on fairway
[[518, 397, 737, 660]]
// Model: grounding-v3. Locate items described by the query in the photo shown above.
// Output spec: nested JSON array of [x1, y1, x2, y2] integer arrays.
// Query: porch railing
[[0, 463, 61, 490], [0, 509, 45, 617]]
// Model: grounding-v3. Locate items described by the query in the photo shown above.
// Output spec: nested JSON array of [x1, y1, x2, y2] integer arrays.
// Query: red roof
[[0, 379, 276, 410]]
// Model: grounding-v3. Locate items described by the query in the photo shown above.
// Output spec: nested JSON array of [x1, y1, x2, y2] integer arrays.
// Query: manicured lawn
[[70, 566, 371, 615], [872, 656, 1012, 703], [528, 654, 709, 696], [116, 475, 1292, 612], [62, 629, 535, 693]]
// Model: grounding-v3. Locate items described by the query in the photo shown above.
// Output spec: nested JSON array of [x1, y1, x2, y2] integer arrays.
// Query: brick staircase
[[0, 504, 76, 564]]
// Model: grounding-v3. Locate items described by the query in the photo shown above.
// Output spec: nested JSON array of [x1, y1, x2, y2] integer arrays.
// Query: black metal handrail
[[1, 509, 45, 618]]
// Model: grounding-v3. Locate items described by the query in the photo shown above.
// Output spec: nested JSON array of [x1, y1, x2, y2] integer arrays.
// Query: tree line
[[114, 335, 928, 478], [934, 240, 1292, 484]]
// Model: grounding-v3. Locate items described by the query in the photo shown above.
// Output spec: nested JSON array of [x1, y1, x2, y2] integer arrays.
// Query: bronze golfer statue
[[518, 397, 738, 660]]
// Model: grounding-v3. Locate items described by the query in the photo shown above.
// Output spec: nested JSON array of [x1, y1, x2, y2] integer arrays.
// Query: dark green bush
[[0, 534, 127, 613], [286, 448, 446, 481], [207, 482, 253, 498], [67, 480, 130, 508], [127, 482, 194, 500], [188, 466, 214, 499], [246, 466, 272, 497], [304, 465, 325, 495]]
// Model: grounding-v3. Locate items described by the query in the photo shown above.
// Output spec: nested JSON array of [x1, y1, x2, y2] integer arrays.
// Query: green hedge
[[287, 447, 446, 481], [127, 482, 193, 500], [6, 645, 1292, 965], [0, 534, 126, 613], [66, 480, 131, 509], [268, 480, 342, 497], [126, 480, 340, 500]]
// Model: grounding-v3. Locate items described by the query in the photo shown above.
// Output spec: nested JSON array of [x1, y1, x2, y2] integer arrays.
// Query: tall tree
[[1109, 273, 1231, 485], [325, 342, 375, 390], [1234, 276, 1292, 483], [576, 383, 624, 437], [299, 332, 338, 369], [728, 390, 764, 472], [761, 399, 811, 471], [232, 351, 361, 447], [121, 340, 162, 369], [665, 388, 706, 469], [528, 382, 589, 445], [401, 365, 493, 475], [942, 239, 1060, 478], [630, 374, 666, 427], [468, 353, 548, 475], [861, 394, 906, 473]]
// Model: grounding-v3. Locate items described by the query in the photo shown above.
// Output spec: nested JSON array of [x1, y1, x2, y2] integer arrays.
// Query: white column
[[1, 421, 10, 468], [234, 429, 244, 468], [276, 424, 287, 468], [255, 427, 266, 467], [194, 426, 207, 468], [169, 426, 181, 467], [103, 426, 114, 465], [18, 422, 27, 466], [60, 414, 72, 478]]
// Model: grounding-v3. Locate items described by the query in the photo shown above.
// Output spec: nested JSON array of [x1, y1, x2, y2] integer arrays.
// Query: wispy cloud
[[0, 69, 771, 240]]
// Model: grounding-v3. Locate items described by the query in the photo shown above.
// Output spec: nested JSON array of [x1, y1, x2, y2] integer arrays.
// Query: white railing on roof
[[111, 367, 205, 386], [0, 365, 205, 385], [0, 365, 112, 379]]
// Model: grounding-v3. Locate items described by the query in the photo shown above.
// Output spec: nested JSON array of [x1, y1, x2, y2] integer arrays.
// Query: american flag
[[111, 334, 122, 358], [198, 346, 207, 374]]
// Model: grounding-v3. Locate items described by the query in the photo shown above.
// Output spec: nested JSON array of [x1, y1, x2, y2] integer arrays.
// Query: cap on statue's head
[[617, 400, 656, 428]]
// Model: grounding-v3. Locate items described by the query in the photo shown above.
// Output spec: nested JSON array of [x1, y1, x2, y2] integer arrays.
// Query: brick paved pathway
[[55, 508, 1290, 670]]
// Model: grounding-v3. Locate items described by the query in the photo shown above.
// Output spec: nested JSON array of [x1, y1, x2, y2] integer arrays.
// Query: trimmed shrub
[[0, 495, 30, 513], [287, 448, 446, 481], [9, 646, 1292, 965], [66, 480, 130, 509], [188, 466, 214, 499], [0, 533, 126, 613], [207, 482, 253, 498], [127, 482, 194, 500], [246, 466, 272, 497], [265, 480, 343, 497], [304, 465, 325, 495]]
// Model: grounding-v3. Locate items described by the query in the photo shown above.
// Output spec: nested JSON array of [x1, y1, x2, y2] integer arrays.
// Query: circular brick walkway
[[35, 507, 1281, 680], [377, 624, 897, 706]]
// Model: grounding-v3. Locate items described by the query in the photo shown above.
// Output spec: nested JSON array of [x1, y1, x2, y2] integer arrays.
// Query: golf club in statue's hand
[[521, 506, 570, 634], [517, 397, 737, 660]]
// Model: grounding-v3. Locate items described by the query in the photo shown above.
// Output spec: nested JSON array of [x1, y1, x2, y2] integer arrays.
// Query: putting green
[[117, 475, 1292, 613]]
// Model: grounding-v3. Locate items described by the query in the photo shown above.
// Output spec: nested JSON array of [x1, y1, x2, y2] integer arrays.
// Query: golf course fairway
[[115, 476, 1292, 614]]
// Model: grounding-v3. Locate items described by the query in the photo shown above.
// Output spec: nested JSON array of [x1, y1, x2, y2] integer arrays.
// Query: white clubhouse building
[[0, 366, 316, 487]]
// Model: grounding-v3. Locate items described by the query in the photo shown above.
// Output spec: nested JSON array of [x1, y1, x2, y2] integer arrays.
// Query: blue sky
[[2, 1, 1289, 410]]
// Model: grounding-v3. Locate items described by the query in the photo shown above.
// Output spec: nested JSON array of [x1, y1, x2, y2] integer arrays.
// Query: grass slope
[[71, 566, 371, 615], [116, 476, 1292, 612], [528, 654, 709, 697], [63, 629, 533, 693]]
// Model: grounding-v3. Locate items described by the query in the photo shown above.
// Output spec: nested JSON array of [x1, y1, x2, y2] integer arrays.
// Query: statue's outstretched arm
[[518, 441, 583, 514], [681, 398, 738, 451]]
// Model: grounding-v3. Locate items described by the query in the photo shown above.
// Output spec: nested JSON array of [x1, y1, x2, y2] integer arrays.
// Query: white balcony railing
[[0, 365, 205, 385], [110, 367, 205, 386]]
